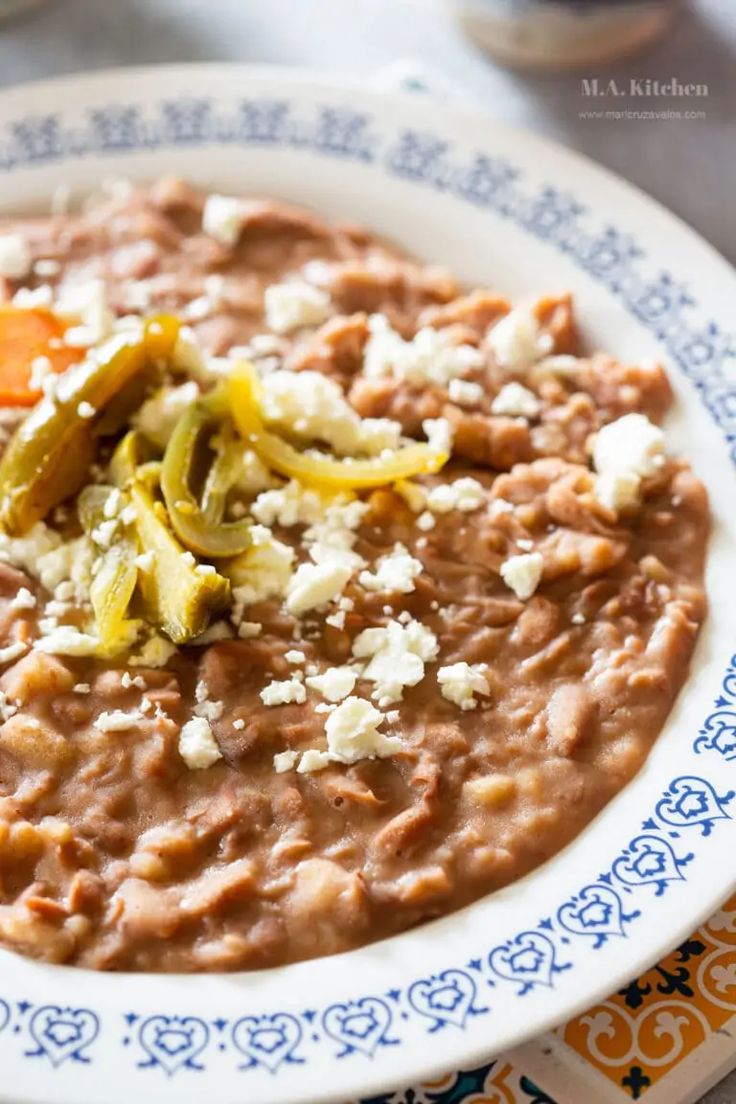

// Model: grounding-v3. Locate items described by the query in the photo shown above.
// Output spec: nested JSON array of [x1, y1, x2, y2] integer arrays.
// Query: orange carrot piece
[[0, 306, 83, 406]]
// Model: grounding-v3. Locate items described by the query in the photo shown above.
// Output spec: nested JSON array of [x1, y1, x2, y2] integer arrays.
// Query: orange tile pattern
[[561, 892, 736, 1098]]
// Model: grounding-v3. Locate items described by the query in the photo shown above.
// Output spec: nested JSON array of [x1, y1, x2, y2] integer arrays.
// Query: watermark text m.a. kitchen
[[581, 77, 709, 97]]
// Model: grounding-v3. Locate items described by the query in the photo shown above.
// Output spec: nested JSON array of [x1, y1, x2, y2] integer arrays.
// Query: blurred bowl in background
[[448, 0, 681, 70]]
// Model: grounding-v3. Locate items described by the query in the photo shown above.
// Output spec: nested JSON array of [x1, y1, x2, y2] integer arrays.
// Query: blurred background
[[0, 0, 733, 262]]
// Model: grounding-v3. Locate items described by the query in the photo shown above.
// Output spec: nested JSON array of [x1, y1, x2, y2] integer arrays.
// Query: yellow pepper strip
[[78, 484, 141, 655], [129, 481, 231, 643], [111, 432, 231, 644], [227, 362, 448, 491], [0, 317, 179, 535], [161, 404, 252, 558]]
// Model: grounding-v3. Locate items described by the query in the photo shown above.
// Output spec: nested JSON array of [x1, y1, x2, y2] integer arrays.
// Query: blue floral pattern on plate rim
[[0, 88, 734, 1088]]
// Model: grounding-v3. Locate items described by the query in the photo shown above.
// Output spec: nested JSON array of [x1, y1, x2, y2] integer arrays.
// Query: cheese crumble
[[264, 280, 331, 334], [363, 314, 483, 386], [352, 617, 438, 705], [359, 543, 423, 594], [202, 194, 247, 246], [260, 370, 401, 457], [426, 477, 485, 514], [260, 678, 308, 707], [0, 234, 32, 279], [500, 552, 544, 601], [486, 308, 553, 370], [305, 666, 357, 703], [438, 663, 490, 711], [179, 717, 223, 770], [491, 381, 541, 419], [296, 696, 401, 773], [592, 413, 666, 514]]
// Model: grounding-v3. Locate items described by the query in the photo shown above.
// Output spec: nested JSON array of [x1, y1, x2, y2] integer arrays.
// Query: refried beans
[[0, 180, 707, 972]]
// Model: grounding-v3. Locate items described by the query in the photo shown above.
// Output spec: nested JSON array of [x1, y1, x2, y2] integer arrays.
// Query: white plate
[[0, 64, 734, 1104]]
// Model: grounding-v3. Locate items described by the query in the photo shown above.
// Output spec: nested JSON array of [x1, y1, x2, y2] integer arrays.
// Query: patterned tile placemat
[[362, 892, 736, 1104]]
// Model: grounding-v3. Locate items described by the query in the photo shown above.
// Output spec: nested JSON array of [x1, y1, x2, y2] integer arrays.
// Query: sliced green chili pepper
[[161, 403, 252, 558], [228, 361, 448, 490], [0, 317, 180, 535], [77, 484, 141, 657], [110, 432, 231, 644], [129, 480, 230, 643]]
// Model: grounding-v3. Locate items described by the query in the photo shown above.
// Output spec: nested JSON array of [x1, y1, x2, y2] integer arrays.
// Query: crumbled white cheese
[[489, 498, 515, 519], [297, 749, 331, 773], [592, 413, 666, 514], [0, 521, 61, 577], [202, 194, 248, 246], [363, 314, 484, 386], [34, 258, 61, 278], [9, 587, 36, 612], [90, 519, 118, 549], [491, 381, 541, 419], [286, 560, 352, 615], [302, 499, 368, 574], [13, 285, 53, 309], [305, 666, 357, 703], [273, 749, 299, 773], [133, 382, 200, 448], [0, 234, 31, 279], [359, 543, 423, 594], [251, 481, 329, 529], [229, 526, 295, 606], [259, 369, 401, 457], [448, 378, 484, 407], [0, 641, 29, 665], [264, 280, 331, 334], [486, 308, 553, 370], [260, 677, 308, 707], [73, 683, 91, 694], [56, 278, 113, 347], [297, 696, 401, 773], [438, 662, 490, 711], [535, 354, 579, 375], [121, 672, 146, 690], [135, 551, 155, 572], [352, 617, 438, 705], [179, 716, 223, 770], [426, 477, 485, 514], [28, 355, 55, 395], [193, 680, 224, 723], [285, 649, 306, 664], [35, 627, 102, 656], [94, 709, 144, 733], [593, 413, 665, 479], [77, 400, 96, 420], [422, 416, 454, 458], [237, 621, 262, 639], [500, 552, 544, 601], [416, 511, 436, 532], [594, 470, 642, 514]]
